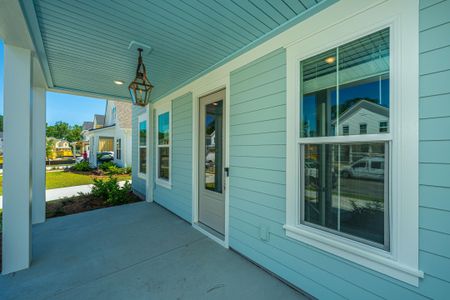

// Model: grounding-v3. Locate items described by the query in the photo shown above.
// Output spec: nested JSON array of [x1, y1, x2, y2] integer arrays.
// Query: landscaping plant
[[91, 176, 133, 205], [71, 160, 92, 172]]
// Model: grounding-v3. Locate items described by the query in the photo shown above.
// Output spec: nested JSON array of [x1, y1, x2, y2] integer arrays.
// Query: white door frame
[[192, 77, 230, 248]]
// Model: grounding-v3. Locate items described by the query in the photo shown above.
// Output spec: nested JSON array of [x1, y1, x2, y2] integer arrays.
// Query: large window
[[156, 109, 171, 186], [138, 114, 147, 177], [299, 28, 390, 249], [285, 2, 420, 286]]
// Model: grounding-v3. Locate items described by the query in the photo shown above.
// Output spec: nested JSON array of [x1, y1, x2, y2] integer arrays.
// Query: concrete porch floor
[[0, 202, 307, 300]]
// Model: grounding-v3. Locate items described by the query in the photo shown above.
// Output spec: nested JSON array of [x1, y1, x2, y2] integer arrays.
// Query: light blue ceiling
[[22, 0, 334, 101]]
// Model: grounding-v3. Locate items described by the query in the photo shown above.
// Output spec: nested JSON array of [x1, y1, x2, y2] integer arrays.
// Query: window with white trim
[[299, 28, 390, 249], [138, 114, 147, 177], [285, 3, 421, 287], [156, 110, 170, 184]]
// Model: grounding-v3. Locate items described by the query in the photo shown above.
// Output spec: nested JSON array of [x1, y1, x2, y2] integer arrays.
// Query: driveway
[[0, 202, 307, 300]]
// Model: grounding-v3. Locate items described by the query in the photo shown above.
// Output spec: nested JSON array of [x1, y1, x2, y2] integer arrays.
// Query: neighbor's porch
[[0, 201, 306, 300]]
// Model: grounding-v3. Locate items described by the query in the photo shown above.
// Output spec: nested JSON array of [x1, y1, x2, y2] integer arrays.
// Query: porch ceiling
[[20, 0, 332, 101]]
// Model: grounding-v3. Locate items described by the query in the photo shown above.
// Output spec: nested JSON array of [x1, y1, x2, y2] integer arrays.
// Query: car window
[[353, 161, 367, 168], [371, 161, 383, 169]]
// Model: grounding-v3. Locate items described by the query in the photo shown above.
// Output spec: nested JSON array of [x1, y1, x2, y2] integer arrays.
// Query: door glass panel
[[204, 100, 223, 193]]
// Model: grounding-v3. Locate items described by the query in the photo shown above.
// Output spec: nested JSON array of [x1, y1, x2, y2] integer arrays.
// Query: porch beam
[[31, 87, 46, 224], [2, 44, 32, 274]]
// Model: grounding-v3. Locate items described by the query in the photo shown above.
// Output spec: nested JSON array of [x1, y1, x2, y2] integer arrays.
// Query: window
[[359, 123, 367, 134], [138, 114, 147, 178], [116, 138, 121, 160], [299, 28, 390, 249], [156, 108, 171, 187], [342, 125, 349, 136], [379, 121, 388, 133], [286, 3, 420, 286]]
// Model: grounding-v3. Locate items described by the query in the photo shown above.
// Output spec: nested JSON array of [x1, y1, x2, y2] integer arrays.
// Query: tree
[[46, 139, 55, 162], [46, 122, 83, 142], [66, 124, 82, 142], [46, 121, 70, 139]]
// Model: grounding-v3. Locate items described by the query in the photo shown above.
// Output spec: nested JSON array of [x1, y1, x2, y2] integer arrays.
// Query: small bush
[[72, 161, 92, 172], [91, 176, 132, 205], [99, 161, 116, 172]]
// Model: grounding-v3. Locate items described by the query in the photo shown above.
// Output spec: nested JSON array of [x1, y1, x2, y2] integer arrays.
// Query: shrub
[[71, 161, 92, 172], [99, 161, 116, 172], [91, 176, 132, 205]]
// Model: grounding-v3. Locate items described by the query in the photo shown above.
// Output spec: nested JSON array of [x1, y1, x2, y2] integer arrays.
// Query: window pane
[[302, 142, 388, 248], [205, 100, 223, 193], [139, 148, 146, 174], [301, 49, 337, 137], [300, 28, 390, 137], [158, 112, 170, 145], [159, 147, 170, 180], [139, 120, 147, 146]]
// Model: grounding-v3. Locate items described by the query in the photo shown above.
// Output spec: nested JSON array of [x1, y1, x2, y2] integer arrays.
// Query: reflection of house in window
[[343, 125, 349, 135], [360, 123, 367, 134], [333, 100, 389, 163], [335, 100, 389, 136], [379, 121, 388, 133]]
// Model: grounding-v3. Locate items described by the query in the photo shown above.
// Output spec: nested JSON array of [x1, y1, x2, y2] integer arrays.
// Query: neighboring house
[[79, 121, 93, 156], [46, 137, 73, 159], [86, 100, 132, 167]]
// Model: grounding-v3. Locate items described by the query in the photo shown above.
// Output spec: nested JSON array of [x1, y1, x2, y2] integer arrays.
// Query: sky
[[0, 40, 106, 126]]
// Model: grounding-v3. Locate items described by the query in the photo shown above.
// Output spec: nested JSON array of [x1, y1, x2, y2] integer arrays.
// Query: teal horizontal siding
[[131, 105, 146, 197], [227, 4, 450, 295], [153, 93, 193, 222]]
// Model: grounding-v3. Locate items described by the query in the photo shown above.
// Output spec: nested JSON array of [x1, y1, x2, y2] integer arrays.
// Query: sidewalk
[[0, 181, 130, 209]]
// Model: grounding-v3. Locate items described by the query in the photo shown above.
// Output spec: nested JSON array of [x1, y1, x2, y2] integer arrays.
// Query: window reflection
[[205, 100, 223, 193], [301, 28, 390, 137], [303, 142, 387, 247]]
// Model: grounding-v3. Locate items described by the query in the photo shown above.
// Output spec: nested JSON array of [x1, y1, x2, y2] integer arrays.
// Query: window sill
[[156, 179, 172, 190], [283, 224, 423, 286]]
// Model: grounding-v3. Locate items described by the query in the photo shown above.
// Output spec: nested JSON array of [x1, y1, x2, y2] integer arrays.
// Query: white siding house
[[85, 100, 132, 167]]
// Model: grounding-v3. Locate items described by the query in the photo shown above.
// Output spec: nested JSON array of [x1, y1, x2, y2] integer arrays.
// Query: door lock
[[224, 167, 230, 177]]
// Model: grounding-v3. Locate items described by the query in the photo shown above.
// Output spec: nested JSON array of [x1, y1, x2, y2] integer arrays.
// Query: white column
[[32, 87, 46, 224], [2, 45, 32, 274], [146, 104, 153, 202]]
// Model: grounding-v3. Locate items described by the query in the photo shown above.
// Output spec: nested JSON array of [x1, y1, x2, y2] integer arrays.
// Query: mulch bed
[[0, 192, 142, 273], [46, 192, 142, 218]]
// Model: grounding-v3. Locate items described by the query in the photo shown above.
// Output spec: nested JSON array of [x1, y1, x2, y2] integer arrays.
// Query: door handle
[[224, 167, 230, 177]]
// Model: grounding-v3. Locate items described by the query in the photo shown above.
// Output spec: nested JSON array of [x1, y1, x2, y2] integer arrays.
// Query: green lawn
[[0, 171, 131, 196]]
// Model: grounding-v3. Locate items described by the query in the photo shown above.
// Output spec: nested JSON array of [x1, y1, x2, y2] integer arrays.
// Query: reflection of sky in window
[[139, 120, 146, 131], [302, 79, 389, 134], [158, 112, 169, 134]]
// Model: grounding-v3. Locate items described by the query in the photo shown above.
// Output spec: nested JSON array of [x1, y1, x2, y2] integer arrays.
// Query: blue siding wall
[[153, 93, 193, 222], [418, 0, 450, 296], [132, 105, 147, 198], [228, 6, 450, 295]]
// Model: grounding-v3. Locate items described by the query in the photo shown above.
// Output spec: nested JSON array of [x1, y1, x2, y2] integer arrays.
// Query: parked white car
[[341, 157, 385, 181]]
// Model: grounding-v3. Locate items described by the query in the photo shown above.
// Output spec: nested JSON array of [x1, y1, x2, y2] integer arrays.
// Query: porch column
[[32, 87, 46, 224], [2, 45, 32, 274]]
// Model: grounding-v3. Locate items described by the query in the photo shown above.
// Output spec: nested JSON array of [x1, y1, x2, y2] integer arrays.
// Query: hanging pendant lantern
[[129, 48, 154, 106]]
